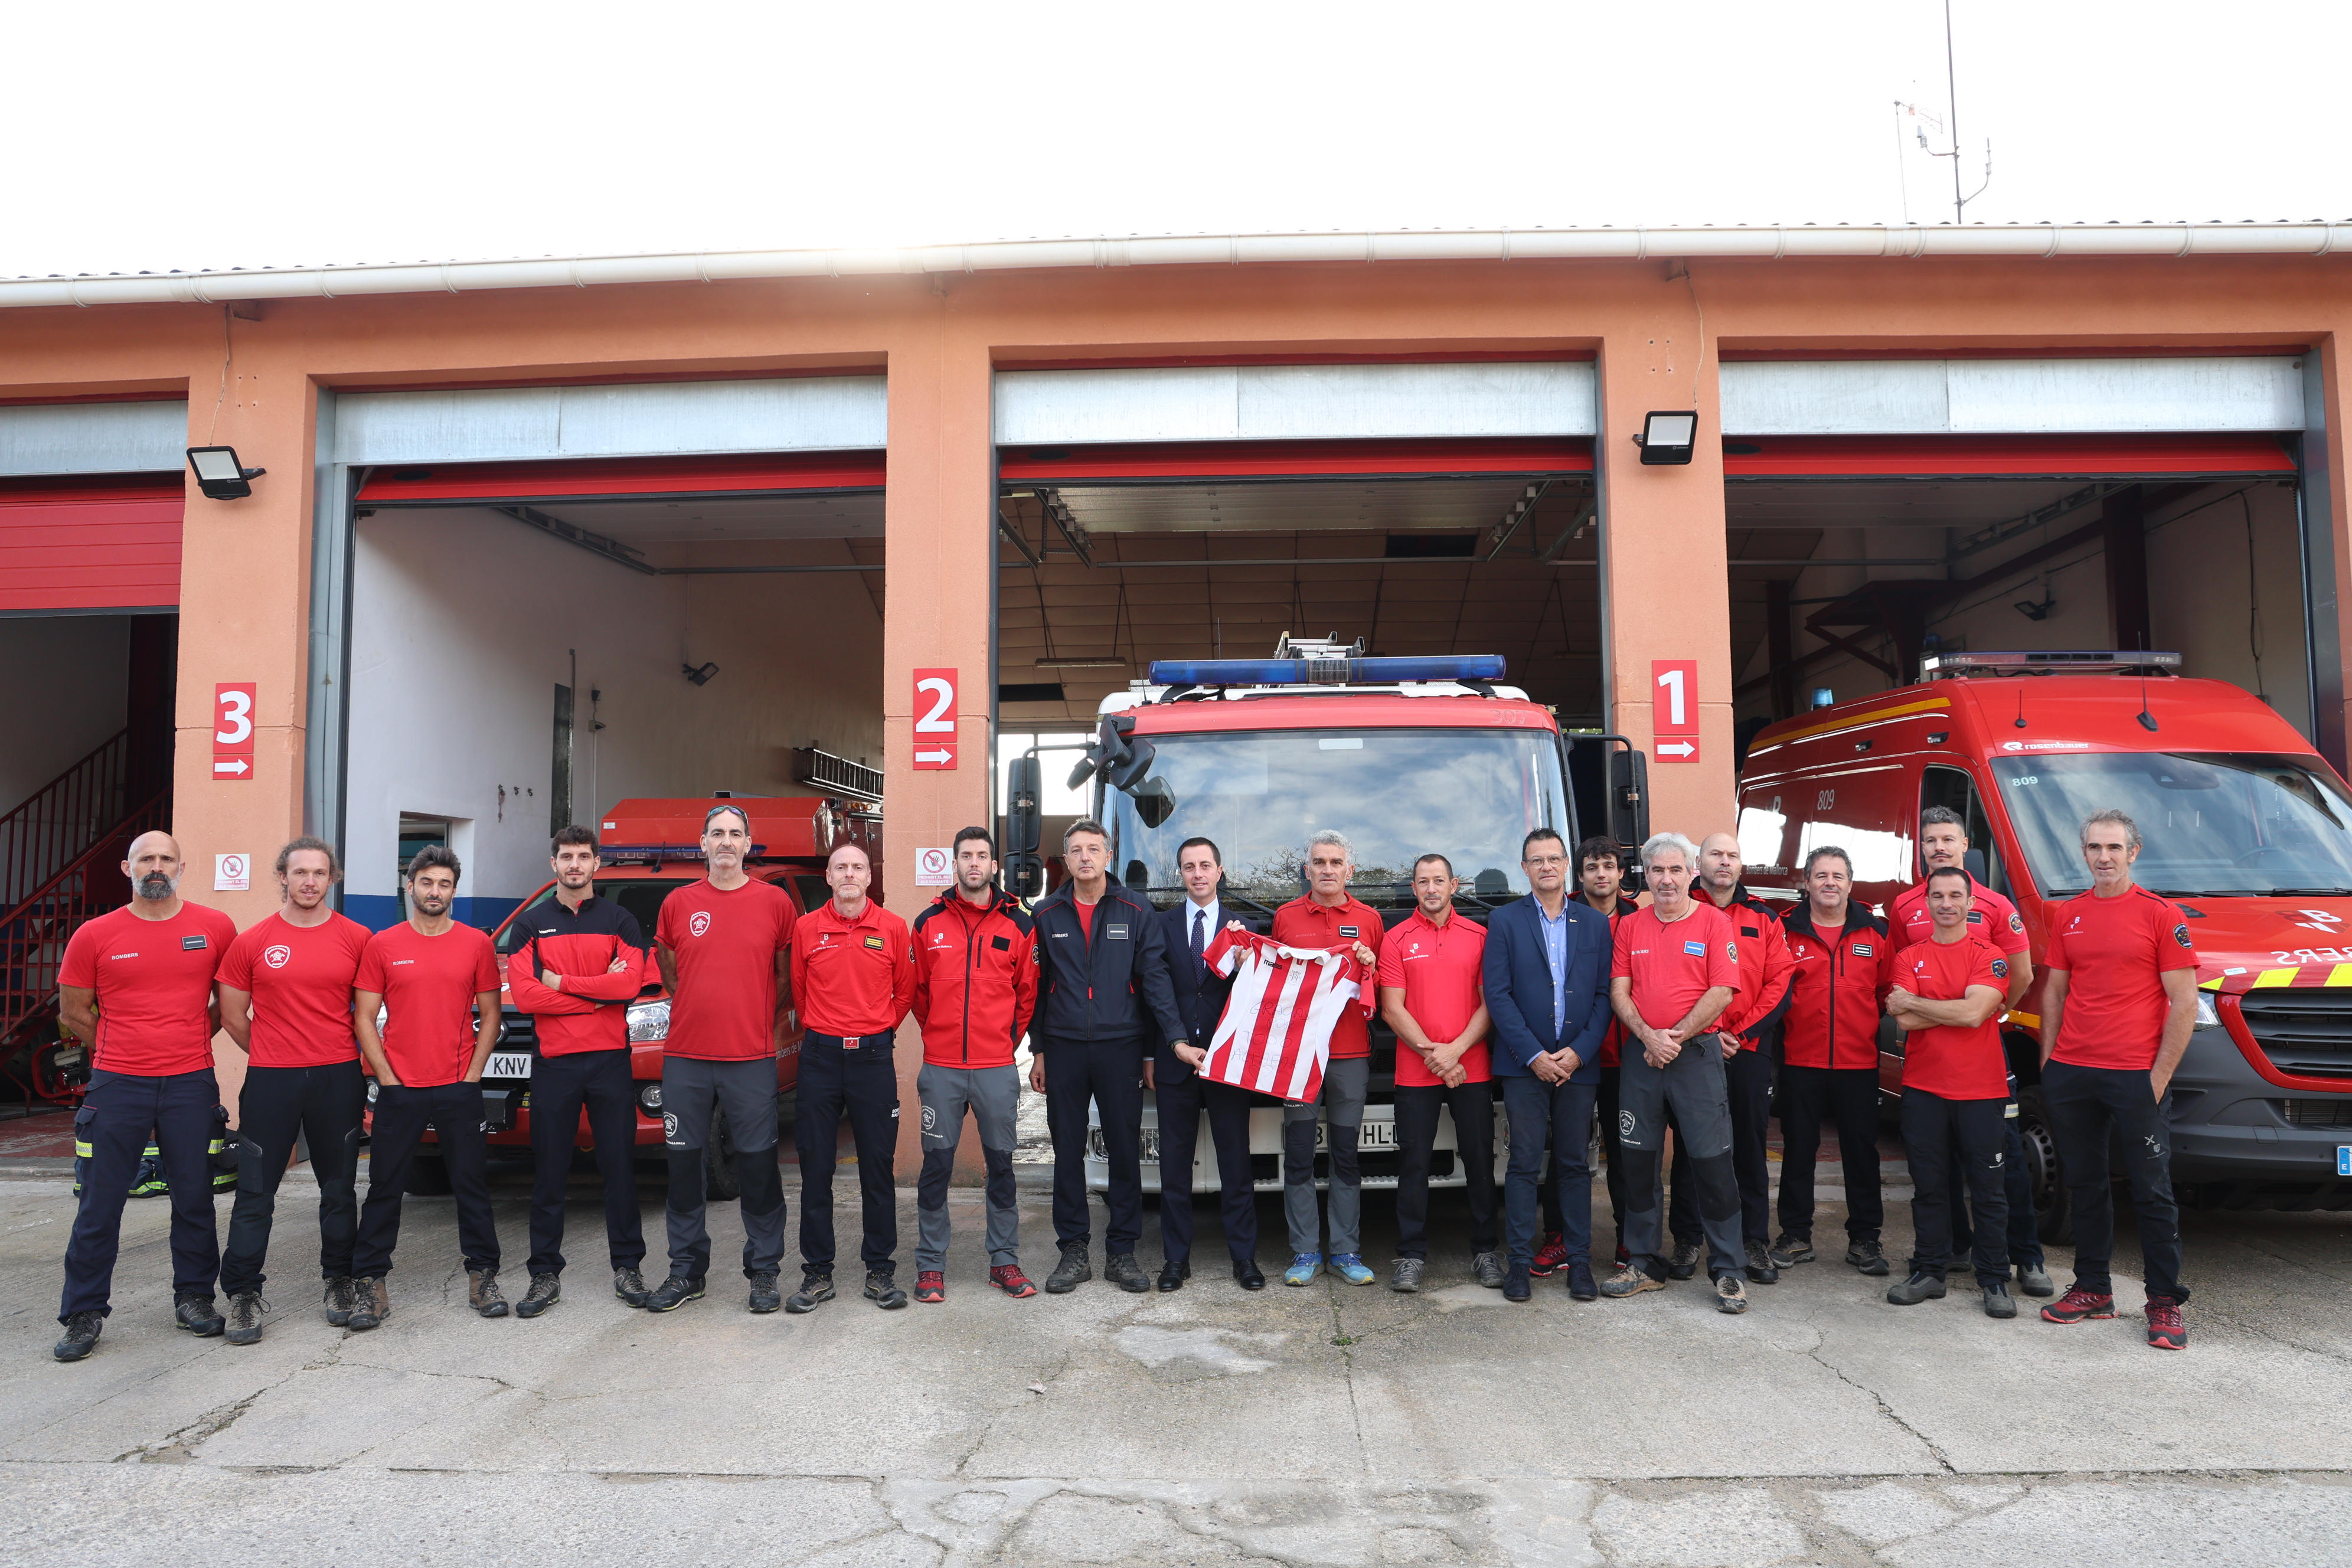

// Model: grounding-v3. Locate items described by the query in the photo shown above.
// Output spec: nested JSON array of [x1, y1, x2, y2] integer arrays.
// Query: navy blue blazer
[[1482, 893, 1613, 1083], [1154, 901, 1265, 1079]]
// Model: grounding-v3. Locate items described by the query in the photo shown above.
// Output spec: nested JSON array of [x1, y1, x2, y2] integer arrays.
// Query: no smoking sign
[[914, 847, 953, 887]]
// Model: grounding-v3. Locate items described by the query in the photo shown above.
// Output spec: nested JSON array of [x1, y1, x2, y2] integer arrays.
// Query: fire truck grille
[[2277, 1099, 2352, 1128], [2239, 989, 2352, 1079], [498, 1010, 538, 1051]]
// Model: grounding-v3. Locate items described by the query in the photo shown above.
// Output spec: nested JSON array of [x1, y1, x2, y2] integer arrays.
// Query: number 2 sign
[[912, 668, 958, 770], [1650, 660, 1699, 764], [213, 683, 256, 781]]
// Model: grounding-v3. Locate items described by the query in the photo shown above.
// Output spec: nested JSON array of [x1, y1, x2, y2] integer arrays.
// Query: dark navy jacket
[[1482, 892, 1614, 1083], [1153, 901, 1266, 1080], [1030, 881, 1187, 1050]]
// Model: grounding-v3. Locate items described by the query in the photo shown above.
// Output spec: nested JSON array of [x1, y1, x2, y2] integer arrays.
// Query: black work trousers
[[354, 1080, 499, 1278], [1946, 1108, 2046, 1269], [2044, 1058, 2188, 1303], [526, 1048, 647, 1276], [1155, 1070, 1258, 1265], [220, 1059, 366, 1296], [1671, 1044, 1774, 1247], [1394, 1080, 1498, 1260], [1776, 1063, 1883, 1243], [795, 1034, 899, 1275], [1901, 1089, 2010, 1287], [1042, 1034, 1145, 1255], [61, 1068, 220, 1321]]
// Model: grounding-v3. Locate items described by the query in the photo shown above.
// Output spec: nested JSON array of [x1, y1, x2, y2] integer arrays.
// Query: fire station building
[[2, 223, 2346, 995]]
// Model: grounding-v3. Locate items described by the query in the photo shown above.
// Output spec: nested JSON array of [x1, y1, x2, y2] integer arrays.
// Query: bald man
[[51, 833, 239, 1361]]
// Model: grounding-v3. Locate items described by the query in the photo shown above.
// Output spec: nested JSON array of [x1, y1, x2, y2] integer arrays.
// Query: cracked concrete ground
[[3, 1162, 2350, 1566]]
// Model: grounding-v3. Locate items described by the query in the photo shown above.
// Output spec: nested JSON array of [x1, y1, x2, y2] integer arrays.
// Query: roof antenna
[[2014, 684, 2028, 729], [2136, 635, 2159, 731]]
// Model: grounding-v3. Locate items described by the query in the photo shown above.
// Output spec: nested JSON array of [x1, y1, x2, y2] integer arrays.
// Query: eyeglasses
[[1524, 854, 1568, 868]]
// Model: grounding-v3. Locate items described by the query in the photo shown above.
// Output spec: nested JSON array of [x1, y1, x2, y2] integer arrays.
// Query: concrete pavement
[[2, 1162, 2350, 1566]]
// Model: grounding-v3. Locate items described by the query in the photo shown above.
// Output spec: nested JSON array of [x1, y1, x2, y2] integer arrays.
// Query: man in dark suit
[[1481, 827, 1616, 1302], [1150, 836, 1265, 1291]]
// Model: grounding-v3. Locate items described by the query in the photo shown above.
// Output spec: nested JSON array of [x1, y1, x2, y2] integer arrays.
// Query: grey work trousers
[[1617, 1039, 1744, 1281], [915, 1062, 1021, 1272], [1282, 1056, 1369, 1259]]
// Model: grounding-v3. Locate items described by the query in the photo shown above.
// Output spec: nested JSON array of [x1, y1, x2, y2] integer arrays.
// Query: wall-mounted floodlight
[[1635, 411, 1698, 466], [187, 446, 266, 499], [683, 662, 720, 686]]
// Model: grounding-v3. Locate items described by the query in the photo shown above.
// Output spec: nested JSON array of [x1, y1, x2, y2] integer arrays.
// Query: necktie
[[1192, 908, 1207, 976]]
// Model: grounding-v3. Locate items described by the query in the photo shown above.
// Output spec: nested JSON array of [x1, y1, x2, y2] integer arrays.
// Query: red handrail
[[1, 730, 130, 909], [0, 792, 168, 1054]]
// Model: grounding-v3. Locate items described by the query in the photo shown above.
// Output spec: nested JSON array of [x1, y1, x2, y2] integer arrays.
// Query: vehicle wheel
[[403, 1154, 452, 1195], [2015, 1086, 2072, 1246], [704, 1103, 741, 1203]]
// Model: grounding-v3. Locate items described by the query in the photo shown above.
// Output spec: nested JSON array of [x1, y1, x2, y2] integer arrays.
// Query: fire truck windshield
[[1102, 727, 1570, 912], [1991, 752, 2352, 897]]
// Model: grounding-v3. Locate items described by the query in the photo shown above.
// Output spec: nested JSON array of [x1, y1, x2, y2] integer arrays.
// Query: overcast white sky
[[7, 1, 2348, 279]]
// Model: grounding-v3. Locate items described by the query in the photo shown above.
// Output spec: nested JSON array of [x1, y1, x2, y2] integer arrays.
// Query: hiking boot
[[1846, 1240, 1890, 1277], [1745, 1240, 1779, 1284], [515, 1273, 561, 1319], [1666, 1240, 1702, 1280], [865, 1270, 909, 1309], [1714, 1274, 1749, 1315], [52, 1311, 102, 1363], [989, 1265, 1037, 1299], [913, 1272, 946, 1304], [224, 1291, 266, 1345], [2014, 1261, 2056, 1298], [1767, 1233, 1814, 1269], [1472, 1251, 1507, 1289], [613, 1266, 651, 1308], [347, 1276, 388, 1331], [1104, 1253, 1151, 1293], [1504, 1263, 1532, 1302], [322, 1276, 357, 1326], [1044, 1242, 1092, 1294], [1528, 1231, 1568, 1277], [1886, 1270, 1947, 1306], [1599, 1263, 1665, 1299], [2041, 1287, 2116, 1325], [467, 1269, 509, 1318], [2145, 1296, 2187, 1351], [747, 1271, 782, 1314], [645, 1273, 706, 1313], [1391, 1257, 1426, 1293], [175, 1295, 225, 1337], [1982, 1282, 2018, 1319], [784, 1272, 833, 1314]]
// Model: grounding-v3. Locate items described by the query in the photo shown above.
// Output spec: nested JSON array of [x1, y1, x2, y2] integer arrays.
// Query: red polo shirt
[[657, 877, 796, 1060], [1611, 901, 1739, 1031], [1893, 933, 2011, 1099], [1889, 875, 2030, 958], [218, 912, 371, 1068], [2046, 883, 2198, 1072], [1274, 893, 1385, 1060], [354, 922, 499, 1087], [58, 901, 239, 1076], [1376, 907, 1489, 1086], [792, 897, 917, 1041]]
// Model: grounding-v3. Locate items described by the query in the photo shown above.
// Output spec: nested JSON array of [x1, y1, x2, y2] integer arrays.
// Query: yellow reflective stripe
[[73, 1142, 93, 1158], [207, 1139, 226, 1154], [2199, 976, 2223, 990], [1763, 696, 1952, 747], [2327, 965, 2352, 988], [2252, 968, 2299, 988]]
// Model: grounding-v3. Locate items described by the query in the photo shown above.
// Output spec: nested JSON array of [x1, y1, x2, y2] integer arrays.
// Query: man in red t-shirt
[[2037, 808, 2200, 1350], [1603, 832, 1748, 1314], [52, 831, 239, 1361], [650, 804, 796, 1314], [786, 840, 916, 1312], [1378, 852, 1496, 1292], [1884, 866, 2015, 1318], [349, 845, 504, 1329], [216, 837, 373, 1343], [1272, 829, 1383, 1287]]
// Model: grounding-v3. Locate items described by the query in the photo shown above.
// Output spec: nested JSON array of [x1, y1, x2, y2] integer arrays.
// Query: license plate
[[485, 1052, 533, 1081], [2340, 1145, 2351, 1178], [1317, 1118, 1398, 1151]]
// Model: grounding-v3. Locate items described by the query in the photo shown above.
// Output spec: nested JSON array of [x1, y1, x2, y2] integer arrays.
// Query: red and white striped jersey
[[1199, 929, 1373, 1103]]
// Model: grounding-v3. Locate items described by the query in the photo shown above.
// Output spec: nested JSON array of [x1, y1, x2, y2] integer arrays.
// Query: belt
[[806, 1031, 895, 1050]]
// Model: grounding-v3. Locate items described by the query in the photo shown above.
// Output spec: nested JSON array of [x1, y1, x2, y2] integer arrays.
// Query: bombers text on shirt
[[218, 912, 371, 1067]]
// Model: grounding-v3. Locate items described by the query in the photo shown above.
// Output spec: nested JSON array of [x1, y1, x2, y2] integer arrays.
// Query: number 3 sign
[[912, 668, 958, 770], [213, 683, 256, 781]]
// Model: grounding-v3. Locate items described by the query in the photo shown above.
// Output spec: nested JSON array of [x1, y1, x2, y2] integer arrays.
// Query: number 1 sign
[[912, 668, 958, 770], [1651, 660, 1699, 764]]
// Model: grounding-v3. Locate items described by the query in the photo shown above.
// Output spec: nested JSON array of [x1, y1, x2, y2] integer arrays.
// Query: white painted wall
[[0, 615, 128, 808], [347, 507, 882, 926]]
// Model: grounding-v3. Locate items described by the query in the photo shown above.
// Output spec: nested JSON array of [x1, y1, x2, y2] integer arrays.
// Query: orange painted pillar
[[1596, 288, 1737, 840], [172, 333, 321, 1105], [2315, 331, 2352, 770], [881, 329, 997, 1180]]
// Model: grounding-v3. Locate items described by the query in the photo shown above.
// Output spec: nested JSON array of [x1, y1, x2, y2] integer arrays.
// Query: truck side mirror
[[1007, 756, 1042, 857], [1007, 852, 1045, 900], [1609, 747, 1650, 849]]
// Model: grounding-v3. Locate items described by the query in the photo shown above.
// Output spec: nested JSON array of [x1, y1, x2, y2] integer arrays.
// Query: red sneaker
[[1528, 1232, 1569, 1278], [2040, 1287, 2116, 1324], [913, 1271, 945, 1304], [989, 1265, 1038, 1299], [2144, 1296, 2187, 1350]]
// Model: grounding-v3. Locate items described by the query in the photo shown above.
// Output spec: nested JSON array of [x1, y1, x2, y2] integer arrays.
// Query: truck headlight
[[1138, 1131, 1161, 1161], [2195, 993, 2220, 1030], [638, 1083, 664, 1113], [626, 1000, 671, 1043]]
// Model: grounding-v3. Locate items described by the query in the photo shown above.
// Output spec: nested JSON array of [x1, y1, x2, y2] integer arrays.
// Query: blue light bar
[[1148, 655, 1507, 686]]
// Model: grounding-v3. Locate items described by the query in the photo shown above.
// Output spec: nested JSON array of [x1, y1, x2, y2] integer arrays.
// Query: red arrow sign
[[1655, 738, 1700, 763]]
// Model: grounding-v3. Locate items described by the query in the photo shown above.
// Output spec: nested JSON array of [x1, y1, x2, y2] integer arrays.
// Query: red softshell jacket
[[910, 888, 1039, 1069], [1711, 884, 1796, 1051], [1779, 904, 1895, 1071], [503, 896, 651, 1056]]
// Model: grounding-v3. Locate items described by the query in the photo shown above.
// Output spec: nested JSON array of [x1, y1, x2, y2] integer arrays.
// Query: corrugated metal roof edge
[[5, 222, 2347, 310]]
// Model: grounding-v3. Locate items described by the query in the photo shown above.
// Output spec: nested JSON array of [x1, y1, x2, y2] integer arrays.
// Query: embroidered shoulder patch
[[2174, 924, 2193, 949]]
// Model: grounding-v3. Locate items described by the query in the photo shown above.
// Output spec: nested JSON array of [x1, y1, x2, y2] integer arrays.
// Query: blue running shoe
[[1329, 1253, 1376, 1286], [1283, 1252, 1322, 1286]]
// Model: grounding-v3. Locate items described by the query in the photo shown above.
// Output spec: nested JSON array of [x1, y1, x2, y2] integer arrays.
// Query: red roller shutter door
[[355, 450, 887, 505], [0, 475, 185, 614], [1721, 433, 2297, 479]]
